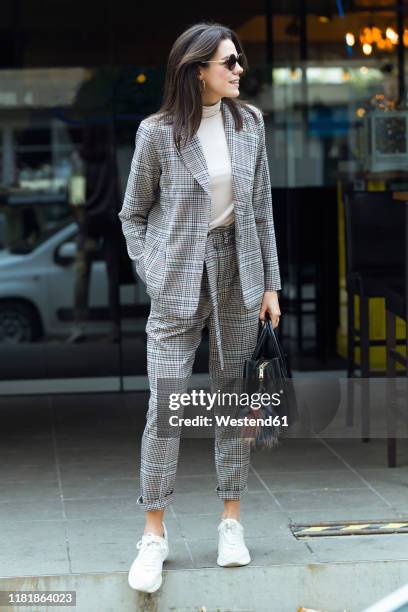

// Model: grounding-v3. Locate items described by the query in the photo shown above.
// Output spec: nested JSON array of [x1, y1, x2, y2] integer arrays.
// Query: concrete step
[[1, 559, 408, 612]]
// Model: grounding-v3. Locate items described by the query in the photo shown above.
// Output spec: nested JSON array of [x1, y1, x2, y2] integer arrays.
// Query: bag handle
[[266, 320, 289, 377], [251, 319, 269, 361], [251, 314, 289, 377]]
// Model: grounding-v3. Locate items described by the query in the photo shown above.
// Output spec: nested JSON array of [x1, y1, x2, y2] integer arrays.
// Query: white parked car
[[0, 221, 145, 343]]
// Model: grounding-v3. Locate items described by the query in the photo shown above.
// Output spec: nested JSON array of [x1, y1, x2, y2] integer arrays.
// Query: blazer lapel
[[179, 99, 256, 205], [223, 99, 258, 210], [222, 99, 240, 209], [178, 126, 211, 196]]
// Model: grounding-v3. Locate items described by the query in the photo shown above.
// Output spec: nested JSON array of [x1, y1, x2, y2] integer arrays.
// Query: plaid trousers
[[137, 223, 262, 511]]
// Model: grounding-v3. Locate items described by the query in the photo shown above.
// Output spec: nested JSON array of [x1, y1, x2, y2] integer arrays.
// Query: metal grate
[[291, 519, 408, 537]]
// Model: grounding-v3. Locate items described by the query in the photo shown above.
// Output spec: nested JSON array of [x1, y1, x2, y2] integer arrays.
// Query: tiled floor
[[0, 391, 408, 578]]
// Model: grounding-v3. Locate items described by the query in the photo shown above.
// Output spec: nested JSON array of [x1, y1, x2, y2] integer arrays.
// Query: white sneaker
[[128, 522, 169, 592], [217, 518, 251, 567]]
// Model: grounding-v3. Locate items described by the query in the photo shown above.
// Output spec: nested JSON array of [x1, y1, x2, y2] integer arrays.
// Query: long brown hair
[[150, 22, 259, 152]]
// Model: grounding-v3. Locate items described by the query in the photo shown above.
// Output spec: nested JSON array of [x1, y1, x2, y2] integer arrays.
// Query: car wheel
[[0, 300, 42, 344]]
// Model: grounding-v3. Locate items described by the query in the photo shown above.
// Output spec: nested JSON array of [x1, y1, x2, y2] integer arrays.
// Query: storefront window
[[0, 0, 407, 385]]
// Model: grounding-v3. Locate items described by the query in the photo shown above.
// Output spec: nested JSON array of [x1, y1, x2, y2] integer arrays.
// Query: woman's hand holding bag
[[240, 313, 299, 450]]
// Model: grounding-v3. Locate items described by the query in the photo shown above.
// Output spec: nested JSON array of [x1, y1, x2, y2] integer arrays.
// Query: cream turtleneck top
[[197, 99, 234, 230]]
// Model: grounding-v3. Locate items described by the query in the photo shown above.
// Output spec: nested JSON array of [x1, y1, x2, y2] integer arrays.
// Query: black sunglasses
[[202, 53, 243, 71]]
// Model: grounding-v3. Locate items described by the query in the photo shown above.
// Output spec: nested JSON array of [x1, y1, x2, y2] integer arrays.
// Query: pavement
[[1, 383, 408, 612]]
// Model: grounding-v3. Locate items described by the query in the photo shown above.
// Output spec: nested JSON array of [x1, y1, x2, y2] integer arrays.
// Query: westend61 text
[[168, 415, 289, 427]]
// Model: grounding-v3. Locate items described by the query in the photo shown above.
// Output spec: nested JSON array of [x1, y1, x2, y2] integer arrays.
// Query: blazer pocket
[[143, 238, 166, 294], [135, 256, 147, 285]]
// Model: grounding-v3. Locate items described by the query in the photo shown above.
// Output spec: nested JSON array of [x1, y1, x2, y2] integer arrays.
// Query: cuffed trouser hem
[[136, 490, 174, 511], [215, 485, 248, 500]]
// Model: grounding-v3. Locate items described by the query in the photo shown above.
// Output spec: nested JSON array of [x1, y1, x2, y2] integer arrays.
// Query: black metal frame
[[385, 197, 408, 467], [344, 191, 406, 448]]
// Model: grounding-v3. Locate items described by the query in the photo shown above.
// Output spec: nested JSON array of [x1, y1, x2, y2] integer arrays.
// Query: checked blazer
[[118, 98, 281, 318]]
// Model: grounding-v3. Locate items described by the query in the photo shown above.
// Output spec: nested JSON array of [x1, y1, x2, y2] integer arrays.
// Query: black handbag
[[240, 314, 299, 450]]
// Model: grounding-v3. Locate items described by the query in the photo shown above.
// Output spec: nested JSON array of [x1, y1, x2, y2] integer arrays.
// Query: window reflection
[[0, 2, 407, 385], [0, 68, 143, 383]]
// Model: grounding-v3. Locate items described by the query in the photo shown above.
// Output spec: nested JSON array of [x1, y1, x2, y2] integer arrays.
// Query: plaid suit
[[119, 100, 281, 511], [119, 100, 281, 318]]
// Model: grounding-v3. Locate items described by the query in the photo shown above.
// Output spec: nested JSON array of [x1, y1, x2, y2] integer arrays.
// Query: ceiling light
[[346, 33, 355, 46], [386, 27, 398, 44]]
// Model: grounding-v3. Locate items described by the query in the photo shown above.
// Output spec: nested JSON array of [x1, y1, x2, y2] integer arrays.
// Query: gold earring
[[201, 79, 206, 91]]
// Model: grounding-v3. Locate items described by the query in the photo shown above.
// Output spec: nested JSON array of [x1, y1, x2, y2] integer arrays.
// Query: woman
[[118, 21, 281, 593]]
